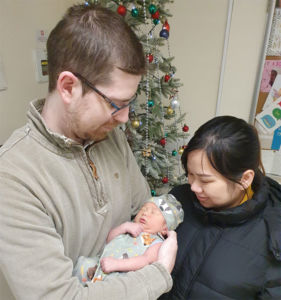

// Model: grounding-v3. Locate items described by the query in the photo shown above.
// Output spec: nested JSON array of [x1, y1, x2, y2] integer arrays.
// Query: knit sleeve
[[0, 173, 171, 300]]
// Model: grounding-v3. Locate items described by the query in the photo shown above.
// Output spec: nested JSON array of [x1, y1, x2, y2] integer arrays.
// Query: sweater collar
[[26, 99, 95, 152]]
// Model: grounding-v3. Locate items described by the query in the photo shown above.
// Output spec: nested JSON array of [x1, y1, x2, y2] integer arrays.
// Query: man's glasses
[[74, 73, 137, 115]]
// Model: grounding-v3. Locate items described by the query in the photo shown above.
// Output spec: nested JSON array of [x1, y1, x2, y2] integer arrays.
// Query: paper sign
[[256, 97, 281, 133]]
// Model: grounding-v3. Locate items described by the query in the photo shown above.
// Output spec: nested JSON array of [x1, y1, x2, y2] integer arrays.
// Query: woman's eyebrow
[[196, 173, 213, 177]]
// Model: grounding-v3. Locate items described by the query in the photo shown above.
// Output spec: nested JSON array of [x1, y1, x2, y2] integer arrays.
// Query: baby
[[73, 194, 184, 284]]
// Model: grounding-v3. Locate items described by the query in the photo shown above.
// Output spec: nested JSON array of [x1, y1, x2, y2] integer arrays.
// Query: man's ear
[[57, 71, 81, 104], [240, 169, 255, 189]]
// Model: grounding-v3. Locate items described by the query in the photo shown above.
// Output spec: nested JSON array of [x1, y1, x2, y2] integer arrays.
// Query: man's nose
[[112, 107, 129, 123]]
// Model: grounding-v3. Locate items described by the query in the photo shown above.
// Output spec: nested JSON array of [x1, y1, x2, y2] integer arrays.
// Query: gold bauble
[[142, 148, 152, 157], [178, 147, 184, 155], [131, 120, 140, 128], [166, 106, 174, 115], [160, 16, 166, 24]]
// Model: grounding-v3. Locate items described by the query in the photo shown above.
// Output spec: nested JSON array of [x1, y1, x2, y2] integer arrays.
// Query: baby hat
[[146, 194, 184, 230]]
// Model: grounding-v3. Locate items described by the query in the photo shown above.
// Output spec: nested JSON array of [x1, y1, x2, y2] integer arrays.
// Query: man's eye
[[115, 101, 129, 107]]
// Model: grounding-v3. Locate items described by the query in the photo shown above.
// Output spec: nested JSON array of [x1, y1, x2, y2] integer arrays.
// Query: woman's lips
[[196, 194, 208, 202]]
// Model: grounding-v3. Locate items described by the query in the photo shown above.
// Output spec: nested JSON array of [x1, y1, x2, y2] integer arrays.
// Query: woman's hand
[[157, 230, 178, 273]]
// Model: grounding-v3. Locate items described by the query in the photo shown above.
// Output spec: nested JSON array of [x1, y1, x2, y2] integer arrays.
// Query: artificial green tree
[[85, 0, 189, 195]]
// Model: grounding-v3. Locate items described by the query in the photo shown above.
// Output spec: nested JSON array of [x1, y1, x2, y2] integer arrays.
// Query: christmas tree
[[84, 0, 189, 195]]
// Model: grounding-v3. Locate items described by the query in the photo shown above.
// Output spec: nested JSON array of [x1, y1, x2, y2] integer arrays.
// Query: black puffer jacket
[[160, 176, 281, 300]]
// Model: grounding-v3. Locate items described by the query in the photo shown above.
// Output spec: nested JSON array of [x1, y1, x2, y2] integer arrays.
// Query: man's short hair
[[47, 4, 145, 93]]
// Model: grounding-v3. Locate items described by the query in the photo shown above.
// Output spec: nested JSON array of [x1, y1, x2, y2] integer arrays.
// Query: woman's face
[[187, 149, 244, 210]]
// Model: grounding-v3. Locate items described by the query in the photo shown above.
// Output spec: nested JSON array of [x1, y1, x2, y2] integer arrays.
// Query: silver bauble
[[170, 98, 180, 109]]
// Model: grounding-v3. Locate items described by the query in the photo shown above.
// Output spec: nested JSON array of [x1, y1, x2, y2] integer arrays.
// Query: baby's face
[[134, 202, 167, 234]]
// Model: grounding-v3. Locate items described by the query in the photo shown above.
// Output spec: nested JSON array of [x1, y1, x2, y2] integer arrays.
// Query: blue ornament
[[149, 4, 157, 14], [148, 99, 155, 107], [159, 29, 169, 39], [153, 19, 160, 25], [131, 8, 139, 17]]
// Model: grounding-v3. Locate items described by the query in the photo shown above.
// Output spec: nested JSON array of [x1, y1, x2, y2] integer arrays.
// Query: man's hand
[[157, 230, 178, 273]]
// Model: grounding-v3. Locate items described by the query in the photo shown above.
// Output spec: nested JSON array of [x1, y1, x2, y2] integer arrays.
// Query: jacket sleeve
[[0, 174, 172, 300], [257, 261, 281, 300]]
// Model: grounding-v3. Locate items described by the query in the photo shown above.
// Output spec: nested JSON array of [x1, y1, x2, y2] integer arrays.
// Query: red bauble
[[164, 74, 171, 82], [117, 5, 127, 16], [162, 177, 169, 184], [146, 54, 153, 63], [152, 11, 160, 19], [182, 125, 189, 132], [159, 138, 166, 146], [163, 21, 170, 31]]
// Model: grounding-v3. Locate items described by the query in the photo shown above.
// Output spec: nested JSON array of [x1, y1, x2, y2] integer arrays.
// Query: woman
[[161, 116, 281, 299]]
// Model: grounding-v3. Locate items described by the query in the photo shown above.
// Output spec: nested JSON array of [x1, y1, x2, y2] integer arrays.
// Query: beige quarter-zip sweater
[[0, 99, 172, 300]]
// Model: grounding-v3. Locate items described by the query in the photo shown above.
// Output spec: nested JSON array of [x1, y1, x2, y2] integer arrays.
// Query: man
[[0, 4, 177, 300]]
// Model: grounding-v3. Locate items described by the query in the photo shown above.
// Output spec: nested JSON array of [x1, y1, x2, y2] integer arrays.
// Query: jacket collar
[[192, 177, 269, 227], [191, 176, 281, 261]]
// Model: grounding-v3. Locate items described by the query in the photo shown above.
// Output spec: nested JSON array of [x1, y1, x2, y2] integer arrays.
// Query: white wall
[[220, 0, 268, 118], [169, 0, 268, 135], [0, 0, 269, 144], [0, 0, 76, 145]]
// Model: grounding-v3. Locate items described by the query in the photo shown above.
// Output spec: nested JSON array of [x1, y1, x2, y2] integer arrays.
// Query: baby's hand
[[100, 257, 119, 273], [125, 222, 143, 237]]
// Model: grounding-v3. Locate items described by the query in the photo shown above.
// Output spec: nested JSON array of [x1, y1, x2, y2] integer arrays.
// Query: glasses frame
[[74, 72, 137, 115]]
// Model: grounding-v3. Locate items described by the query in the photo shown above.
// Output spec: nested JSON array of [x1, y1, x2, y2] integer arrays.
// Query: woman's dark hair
[[181, 116, 265, 192]]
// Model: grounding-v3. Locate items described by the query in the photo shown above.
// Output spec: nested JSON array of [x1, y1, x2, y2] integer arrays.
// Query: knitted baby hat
[[146, 194, 184, 230]]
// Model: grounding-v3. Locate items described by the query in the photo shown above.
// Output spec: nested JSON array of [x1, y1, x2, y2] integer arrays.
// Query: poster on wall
[[254, 5, 281, 176], [255, 96, 281, 133], [255, 56, 281, 151]]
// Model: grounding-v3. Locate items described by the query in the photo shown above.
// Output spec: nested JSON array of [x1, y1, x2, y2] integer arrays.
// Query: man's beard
[[80, 121, 121, 143]]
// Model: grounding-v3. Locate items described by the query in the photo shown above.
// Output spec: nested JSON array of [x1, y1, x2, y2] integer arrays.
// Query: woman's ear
[[57, 71, 81, 104], [240, 169, 255, 189]]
